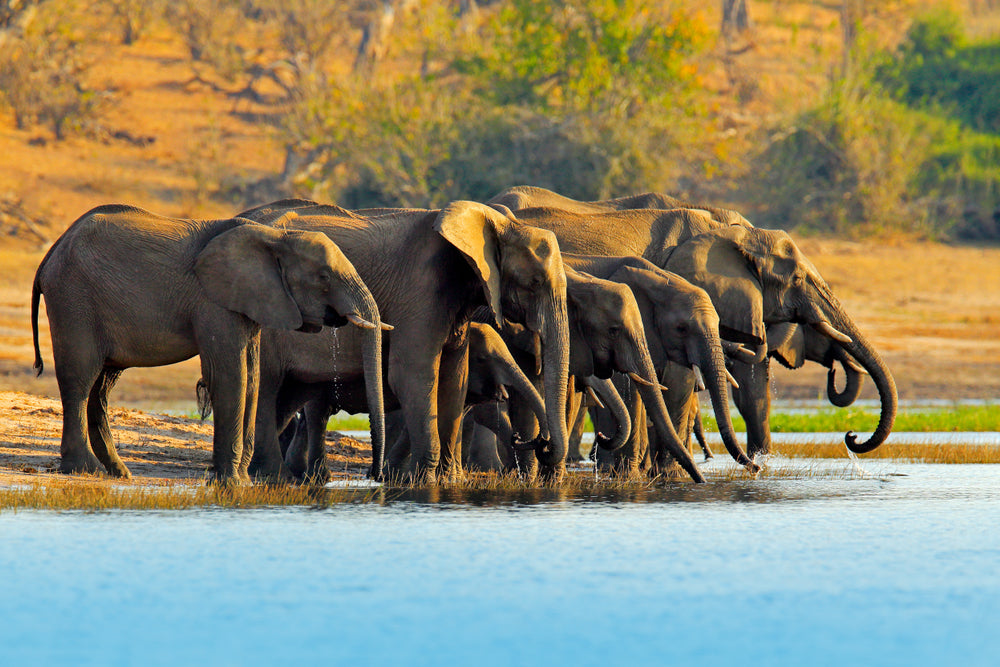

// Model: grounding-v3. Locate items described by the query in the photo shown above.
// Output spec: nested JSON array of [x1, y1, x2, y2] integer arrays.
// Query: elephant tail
[[31, 270, 43, 377]]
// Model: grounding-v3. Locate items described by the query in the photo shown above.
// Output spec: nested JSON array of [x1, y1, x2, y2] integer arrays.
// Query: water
[[2, 462, 999, 666]]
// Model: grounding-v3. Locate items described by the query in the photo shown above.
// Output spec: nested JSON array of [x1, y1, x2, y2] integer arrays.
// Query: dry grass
[[772, 440, 1000, 464]]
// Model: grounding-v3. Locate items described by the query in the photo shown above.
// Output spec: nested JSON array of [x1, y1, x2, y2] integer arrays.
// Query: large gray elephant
[[237, 199, 572, 483], [560, 254, 751, 472], [491, 199, 897, 456], [502, 266, 706, 482], [30, 205, 386, 484]]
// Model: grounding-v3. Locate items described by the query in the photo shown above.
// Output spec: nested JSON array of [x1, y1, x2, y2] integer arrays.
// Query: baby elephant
[[31, 204, 387, 484]]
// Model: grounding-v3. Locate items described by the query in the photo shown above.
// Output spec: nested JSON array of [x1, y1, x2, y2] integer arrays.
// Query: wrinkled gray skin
[[503, 267, 705, 483], [488, 190, 897, 458], [238, 200, 571, 483], [561, 254, 745, 474], [377, 322, 548, 478], [31, 205, 384, 484], [728, 322, 866, 456]]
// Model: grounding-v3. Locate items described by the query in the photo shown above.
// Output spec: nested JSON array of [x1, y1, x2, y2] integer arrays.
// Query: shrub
[[0, 1, 104, 139]]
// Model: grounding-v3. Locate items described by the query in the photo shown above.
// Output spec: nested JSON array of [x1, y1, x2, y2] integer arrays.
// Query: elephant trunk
[[693, 335, 760, 472], [340, 279, 387, 480], [816, 295, 897, 453], [826, 350, 864, 408], [537, 294, 570, 472], [628, 339, 705, 483], [585, 377, 631, 452], [502, 352, 547, 443]]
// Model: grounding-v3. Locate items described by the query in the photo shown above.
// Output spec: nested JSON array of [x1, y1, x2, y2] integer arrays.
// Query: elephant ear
[[435, 201, 504, 327], [768, 322, 806, 369], [194, 223, 303, 330], [665, 226, 765, 347], [610, 265, 669, 369]]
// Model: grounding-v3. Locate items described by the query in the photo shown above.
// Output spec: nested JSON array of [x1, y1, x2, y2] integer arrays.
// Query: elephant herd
[[31, 186, 897, 485]]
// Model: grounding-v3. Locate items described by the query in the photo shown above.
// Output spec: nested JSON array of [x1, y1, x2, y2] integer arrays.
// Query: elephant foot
[[538, 462, 566, 484], [301, 462, 332, 486], [438, 464, 465, 484], [60, 451, 104, 476], [206, 471, 251, 488], [248, 458, 295, 484], [103, 460, 133, 479]]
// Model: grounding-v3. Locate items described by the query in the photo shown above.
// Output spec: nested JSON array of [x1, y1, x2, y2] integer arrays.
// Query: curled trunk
[[826, 352, 864, 408], [820, 310, 896, 453], [584, 376, 631, 452]]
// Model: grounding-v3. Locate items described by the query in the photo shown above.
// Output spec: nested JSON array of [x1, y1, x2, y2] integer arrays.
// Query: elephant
[[489, 187, 880, 459], [559, 254, 749, 473], [236, 199, 572, 483], [487, 185, 751, 226], [488, 198, 897, 458], [501, 265, 706, 482], [30, 204, 386, 484], [291, 322, 548, 482]]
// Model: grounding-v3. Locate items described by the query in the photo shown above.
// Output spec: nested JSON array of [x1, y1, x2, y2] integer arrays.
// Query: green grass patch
[[702, 404, 1000, 433]]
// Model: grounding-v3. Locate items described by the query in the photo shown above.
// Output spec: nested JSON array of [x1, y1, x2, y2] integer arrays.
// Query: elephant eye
[[608, 325, 622, 338], [793, 274, 805, 287], [676, 322, 689, 334]]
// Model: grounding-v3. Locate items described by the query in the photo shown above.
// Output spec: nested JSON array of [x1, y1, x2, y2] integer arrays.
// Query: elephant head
[[767, 322, 865, 407], [665, 224, 896, 453], [606, 263, 755, 472], [194, 222, 391, 478], [466, 322, 547, 436], [563, 267, 704, 482], [435, 202, 571, 473]]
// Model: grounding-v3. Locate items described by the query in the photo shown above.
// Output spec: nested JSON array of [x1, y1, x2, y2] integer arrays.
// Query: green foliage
[[703, 404, 1000, 434], [0, 1, 105, 139], [280, 0, 710, 208], [455, 0, 706, 116], [746, 10, 1000, 239]]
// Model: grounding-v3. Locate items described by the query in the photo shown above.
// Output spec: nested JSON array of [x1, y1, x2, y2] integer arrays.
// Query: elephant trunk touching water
[[809, 288, 896, 453]]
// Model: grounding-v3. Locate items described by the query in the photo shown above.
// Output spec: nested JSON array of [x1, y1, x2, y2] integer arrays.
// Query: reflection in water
[[1, 462, 999, 666]]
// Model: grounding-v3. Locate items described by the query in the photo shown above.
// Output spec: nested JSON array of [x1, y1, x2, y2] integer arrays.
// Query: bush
[[745, 11, 1000, 239], [0, 1, 104, 139], [277, 0, 710, 208]]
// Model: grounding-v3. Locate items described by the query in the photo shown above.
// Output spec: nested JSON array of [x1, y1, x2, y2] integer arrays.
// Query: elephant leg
[[437, 342, 470, 481], [389, 351, 442, 483], [249, 374, 291, 483], [282, 413, 308, 478], [52, 337, 103, 475], [200, 354, 247, 485], [730, 358, 771, 458], [87, 367, 130, 478], [238, 331, 260, 483], [303, 399, 333, 483], [386, 426, 412, 473], [565, 388, 586, 463]]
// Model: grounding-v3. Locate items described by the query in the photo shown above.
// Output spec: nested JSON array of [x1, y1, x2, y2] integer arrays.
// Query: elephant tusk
[[499, 385, 509, 402], [691, 366, 706, 392], [626, 372, 667, 391], [346, 314, 394, 331], [722, 340, 759, 364], [584, 385, 605, 410], [346, 313, 376, 329], [725, 368, 740, 389], [813, 320, 852, 344]]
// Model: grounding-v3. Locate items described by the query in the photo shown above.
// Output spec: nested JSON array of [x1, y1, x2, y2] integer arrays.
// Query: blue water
[[1, 462, 999, 666]]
